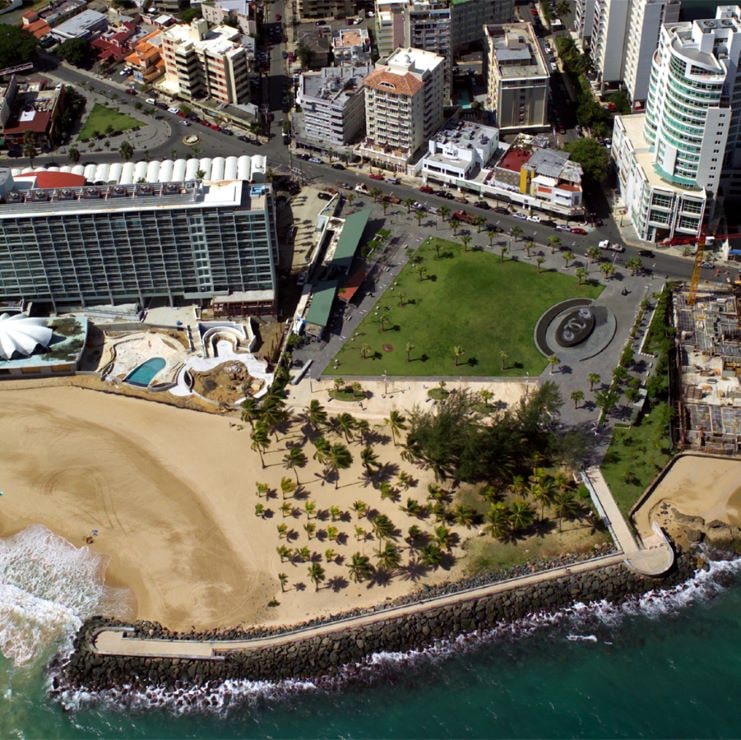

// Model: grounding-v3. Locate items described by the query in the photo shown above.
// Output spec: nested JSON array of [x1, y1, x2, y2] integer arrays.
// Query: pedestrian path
[[582, 466, 674, 576]]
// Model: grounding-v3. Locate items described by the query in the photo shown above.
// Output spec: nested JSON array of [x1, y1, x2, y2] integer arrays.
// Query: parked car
[[383, 194, 401, 204], [474, 200, 491, 210], [145, 97, 157, 105], [369, 173, 384, 180], [513, 212, 527, 220], [541, 219, 556, 228], [354, 183, 369, 193], [570, 227, 588, 235], [493, 206, 510, 215], [298, 153, 311, 160], [638, 249, 655, 258], [609, 242, 625, 252], [452, 210, 476, 225], [126, 87, 136, 95], [317, 192, 332, 200], [167, 106, 179, 114], [308, 157, 323, 164], [555, 224, 570, 231], [456, 195, 469, 204], [526, 215, 541, 223], [275, 13, 281, 20], [598, 239, 611, 249], [419, 185, 434, 193], [331, 163, 345, 170]]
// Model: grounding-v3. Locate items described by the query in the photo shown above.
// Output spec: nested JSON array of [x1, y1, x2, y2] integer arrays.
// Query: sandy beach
[[0, 382, 529, 631], [633, 454, 741, 536]]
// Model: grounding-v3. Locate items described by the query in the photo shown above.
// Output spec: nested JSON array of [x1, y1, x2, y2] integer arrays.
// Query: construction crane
[[687, 234, 706, 306]]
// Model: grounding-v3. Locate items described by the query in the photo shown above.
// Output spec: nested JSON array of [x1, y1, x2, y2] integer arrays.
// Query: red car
[[419, 184, 434, 193], [570, 227, 588, 235], [369, 173, 384, 181], [275, 13, 281, 20]]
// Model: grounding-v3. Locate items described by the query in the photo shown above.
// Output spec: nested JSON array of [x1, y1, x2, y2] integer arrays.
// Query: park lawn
[[78, 104, 141, 140], [600, 401, 673, 518], [331, 237, 602, 377]]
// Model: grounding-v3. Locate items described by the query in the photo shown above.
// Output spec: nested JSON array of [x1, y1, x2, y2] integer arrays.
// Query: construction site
[[674, 286, 741, 453]]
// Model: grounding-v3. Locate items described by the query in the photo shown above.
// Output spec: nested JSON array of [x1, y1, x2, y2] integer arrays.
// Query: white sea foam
[[52, 553, 741, 716], [0, 525, 133, 666]]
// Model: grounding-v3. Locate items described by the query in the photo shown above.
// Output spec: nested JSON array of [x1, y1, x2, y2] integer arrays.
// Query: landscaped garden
[[78, 103, 141, 141], [332, 237, 603, 377]]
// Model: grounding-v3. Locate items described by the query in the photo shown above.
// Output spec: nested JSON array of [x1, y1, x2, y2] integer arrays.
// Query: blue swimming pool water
[[125, 357, 166, 387]]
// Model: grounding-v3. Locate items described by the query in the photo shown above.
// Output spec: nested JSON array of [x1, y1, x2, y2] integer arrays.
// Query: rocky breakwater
[[54, 554, 701, 694]]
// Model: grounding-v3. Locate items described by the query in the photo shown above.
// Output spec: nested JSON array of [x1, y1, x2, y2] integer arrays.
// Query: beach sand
[[633, 454, 741, 537], [0, 382, 529, 632]]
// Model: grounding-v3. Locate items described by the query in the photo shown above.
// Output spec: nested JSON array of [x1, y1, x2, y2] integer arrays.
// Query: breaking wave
[[0, 525, 134, 666], [51, 551, 740, 716]]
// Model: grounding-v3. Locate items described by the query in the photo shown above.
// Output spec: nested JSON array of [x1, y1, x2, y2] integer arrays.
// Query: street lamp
[[383, 369, 388, 396]]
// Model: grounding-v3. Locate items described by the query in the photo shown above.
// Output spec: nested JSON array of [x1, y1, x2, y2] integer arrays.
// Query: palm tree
[[571, 389, 585, 408], [326, 443, 353, 488], [68, 146, 80, 164], [379, 481, 396, 500], [278, 572, 288, 592], [255, 481, 269, 498], [262, 399, 288, 441], [452, 345, 465, 366], [277, 523, 288, 539], [405, 341, 415, 362], [553, 490, 582, 531], [352, 500, 367, 519], [500, 350, 509, 371], [438, 205, 450, 224], [600, 262, 616, 280], [250, 423, 270, 468], [360, 445, 379, 473], [335, 412, 357, 442], [626, 256, 642, 275], [421, 542, 443, 568], [328, 505, 342, 521], [119, 140, 134, 161], [305, 399, 328, 431], [348, 553, 373, 582], [369, 186, 382, 202], [313, 435, 331, 465], [508, 498, 535, 533], [588, 372, 601, 391], [385, 410, 407, 446], [523, 238, 535, 257], [241, 397, 261, 429], [283, 446, 307, 484], [280, 501, 292, 518], [547, 235, 562, 253], [304, 499, 317, 519], [548, 355, 560, 374], [360, 342, 372, 359], [22, 131, 37, 166], [254, 502, 265, 518], [346, 191, 356, 206], [304, 521, 316, 539], [370, 513, 395, 552], [449, 217, 461, 235], [397, 471, 414, 490], [276, 545, 291, 562], [308, 562, 326, 591], [434, 524, 455, 551], [376, 542, 401, 572], [453, 504, 476, 528], [325, 548, 337, 563], [530, 479, 555, 522], [499, 245, 509, 262], [575, 267, 588, 285], [562, 250, 575, 268], [461, 234, 472, 252], [586, 246, 601, 268], [488, 230, 497, 249], [510, 224, 523, 245], [403, 197, 414, 212], [474, 215, 487, 233], [486, 502, 511, 540], [414, 209, 425, 227], [280, 476, 297, 500], [536, 255, 545, 272], [354, 525, 367, 542]]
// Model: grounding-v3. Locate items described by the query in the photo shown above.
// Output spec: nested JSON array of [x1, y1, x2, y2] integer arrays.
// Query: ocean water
[[1, 525, 740, 739]]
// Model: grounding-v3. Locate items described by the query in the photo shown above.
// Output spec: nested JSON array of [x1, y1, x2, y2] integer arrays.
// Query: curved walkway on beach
[[93, 552, 627, 660]]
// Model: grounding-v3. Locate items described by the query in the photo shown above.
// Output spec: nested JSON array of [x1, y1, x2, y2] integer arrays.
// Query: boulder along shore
[[53, 551, 707, 693]]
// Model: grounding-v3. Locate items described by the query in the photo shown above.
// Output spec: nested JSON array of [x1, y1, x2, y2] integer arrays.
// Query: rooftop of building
[[332, 27, 370, 49], [163, 19, 243, 54], [485, 22, 548, 78], [386, 46, 444, 74], [301, 63, 372, 103], [3, 79, 62, 136], [51, 8, 107, 36], [617, 113, 706, 198], [497, 145, 532, 172], [430, 118, 499, 150], [203, 0, 251, 13], [365, 67, 424, 95], [0, 315, 88, 370]]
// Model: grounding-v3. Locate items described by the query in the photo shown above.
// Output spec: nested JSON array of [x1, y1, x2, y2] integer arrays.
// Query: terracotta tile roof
[[24, 18, 51, 38], [555, 182, 581, 192], [13, 171, 86, 188], [497, 146, 532, 172], [364, 68, 423, 96]]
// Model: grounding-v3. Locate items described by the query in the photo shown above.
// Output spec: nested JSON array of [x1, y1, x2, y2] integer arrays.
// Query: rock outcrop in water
[[55, 554, 700, 693]]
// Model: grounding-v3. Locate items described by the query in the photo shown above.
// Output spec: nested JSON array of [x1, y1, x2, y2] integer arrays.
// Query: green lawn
[[78, 104, 141, 140], [600, 401, 673, 517], [331, 238, 603, 377]]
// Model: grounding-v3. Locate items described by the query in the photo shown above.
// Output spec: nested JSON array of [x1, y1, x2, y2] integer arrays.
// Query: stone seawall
[[57, 554, 699, 692]]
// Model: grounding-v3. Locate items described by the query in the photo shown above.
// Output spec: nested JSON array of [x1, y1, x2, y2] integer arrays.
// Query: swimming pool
[[125, 357, 166, 387]]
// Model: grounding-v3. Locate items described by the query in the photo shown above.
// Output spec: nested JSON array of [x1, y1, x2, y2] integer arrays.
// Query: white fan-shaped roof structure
[[0, 313, 53, 360]]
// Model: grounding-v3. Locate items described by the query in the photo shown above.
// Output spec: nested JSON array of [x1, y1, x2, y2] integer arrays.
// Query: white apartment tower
[[612, 6, 741, 241], [360, 47, 445, 167], [589, 0, 680, 101]]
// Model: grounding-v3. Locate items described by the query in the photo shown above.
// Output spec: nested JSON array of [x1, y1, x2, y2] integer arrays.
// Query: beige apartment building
[[161, 19, 251, 104], [296, 0, 353, 20], [485, 22, 549, 132], [359, 47, 445, 167]]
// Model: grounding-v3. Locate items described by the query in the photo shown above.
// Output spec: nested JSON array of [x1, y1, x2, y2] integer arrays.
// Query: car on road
[[638, 249, 655, 258], [331, 163, 345, 170], [474, 200, 491, 209], [609, 243, 625, 252], [369, 173, 384, 180], [354, 183, 369, 194], [412, 202, 426, 211], [145, 97, 157, 105], [297, 153, 310, 160], [598, 239, 610, 249], [126, 87, 136, 95], [540, 219, 556, 228], [275, 13, 281, 20], [526, 215, 541, 223], [493, 206, 510, 215], [387, 177, 400, 184], [456, 195, 470, 204], [570, 227, 588, 235], [419, 185, 434, 193], [512, 212, 527, 220], [555, 223, 570, 231], [167, 106, 179, 114], [308, 157, 323, 164]]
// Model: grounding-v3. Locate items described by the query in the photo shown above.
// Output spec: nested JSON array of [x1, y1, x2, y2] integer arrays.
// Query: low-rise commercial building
[[0, 157, 278, 312], [296, 63, 371, 146], [161, 19, 251, 105], [331, 27, 372, 64], [359, 47, 445, 167], [485, 22, 549, 132], [50, 8, 108, 41], [0, 76, 65, 152]]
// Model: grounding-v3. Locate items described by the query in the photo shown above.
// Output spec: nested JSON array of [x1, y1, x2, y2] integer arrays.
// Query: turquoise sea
[[1, 526, 740, 738]]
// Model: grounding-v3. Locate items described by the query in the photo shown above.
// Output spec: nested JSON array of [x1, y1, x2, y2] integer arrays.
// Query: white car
[[308, 157, 322, 164], [555, 224, 570, 231], [609, 242, 625, 252], [599, 239, 610, 249], [167, 106, 179, 114], [513, 212, 527, 220], [387, 177, 400, 184], [526, 215, 541, 223], [145, 97, 157, 105]]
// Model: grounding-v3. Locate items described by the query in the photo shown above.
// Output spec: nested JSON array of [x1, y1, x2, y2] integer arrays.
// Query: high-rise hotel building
[[612, 6, 741, 241], [0, 156, 278, 312]]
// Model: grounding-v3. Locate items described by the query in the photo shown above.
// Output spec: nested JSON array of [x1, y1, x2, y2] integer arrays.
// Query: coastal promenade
[[92, 551, 627, 660]]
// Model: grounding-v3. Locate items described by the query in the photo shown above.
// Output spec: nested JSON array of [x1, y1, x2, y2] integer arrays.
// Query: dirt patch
[[253, 320, 285, 364], [382, 344, 394, 353], [191, 361, 265, 405]]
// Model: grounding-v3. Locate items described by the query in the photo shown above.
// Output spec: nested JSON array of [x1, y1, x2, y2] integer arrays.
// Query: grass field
[[600, 401, 673, 517], [78, 104, 141, 140], [331, 237, 603, 377]]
